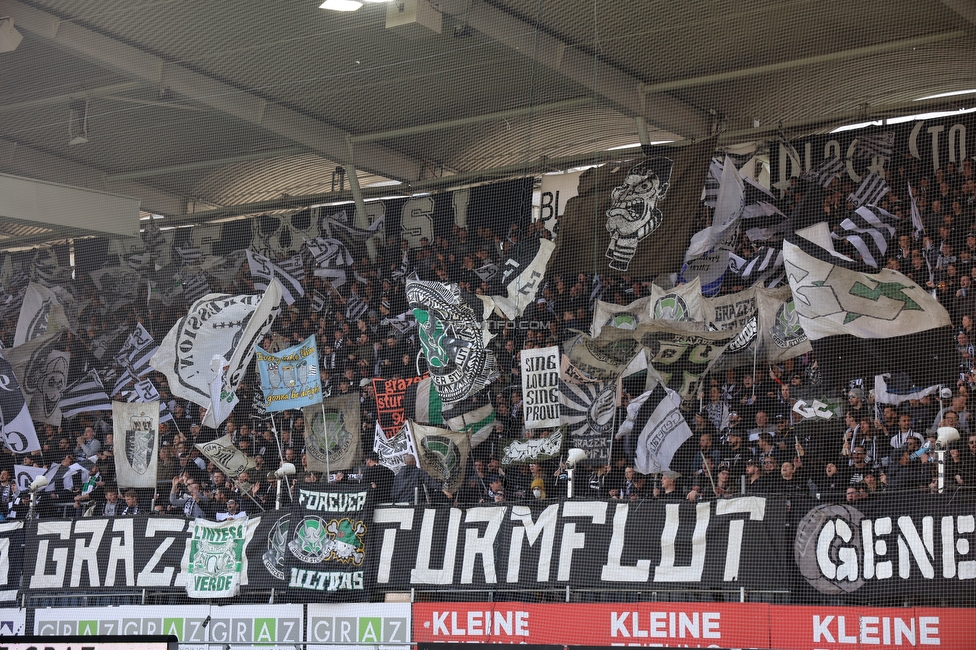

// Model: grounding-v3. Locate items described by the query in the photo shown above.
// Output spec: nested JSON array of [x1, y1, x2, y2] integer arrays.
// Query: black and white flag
[[802, 156, 846, 188], [246, 251, 304, 305], [391, 251, 412, 281], [60, 370, 112, 419], [832, 205, 898, 269], [310, 289, 329, 313], [114, 323, 157, 379], [13, 282, 65, 347], [4, 328, 69, 426], [307, 237, 352, 269], [0, 352, 40, 454], [853, 131, 895, 162], [33, 247, 71, 288], [729, 246, 784, 286], [278, 254, 306, 283], [621, 385, 693, 475], [847, 173, 889, 209], [345, 293, 369, 321], [179, 270, 211, 303], [128, 378, 174, 423], [174, 245, 203, 266]]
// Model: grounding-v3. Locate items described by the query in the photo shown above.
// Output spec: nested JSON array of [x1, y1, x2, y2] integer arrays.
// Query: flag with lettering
[[112, 400, 159, 489], [255, 335, 322, 412], [196, 434, 256, 480], [151, 283, 282, 415], [283, 483, 370, 599], [520, 345, 561, 429], [59, 370, 112, 419], [623, 384, 694, 475], [185, 517, 254, 598], [246, 250, 305, 306]]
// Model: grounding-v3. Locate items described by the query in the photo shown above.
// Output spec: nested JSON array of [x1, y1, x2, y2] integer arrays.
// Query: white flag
[[112, 401, 159, 488]]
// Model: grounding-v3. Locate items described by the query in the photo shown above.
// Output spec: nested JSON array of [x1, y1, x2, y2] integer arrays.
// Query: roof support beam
[[639, 31, 968, 94], [438, 0, 712, 139], [0, 137, 188, 218], [0, 0, 426, 182], [0, 81, 144, 113]]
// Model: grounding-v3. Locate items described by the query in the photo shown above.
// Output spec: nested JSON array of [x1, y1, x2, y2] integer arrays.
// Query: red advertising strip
[[768, 605, 976, 650], [413, 602, 768, 648], [414, 603, 976, 649]]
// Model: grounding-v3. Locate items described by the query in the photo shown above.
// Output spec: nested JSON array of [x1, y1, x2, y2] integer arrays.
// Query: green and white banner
[[185, 517, 255, 598]]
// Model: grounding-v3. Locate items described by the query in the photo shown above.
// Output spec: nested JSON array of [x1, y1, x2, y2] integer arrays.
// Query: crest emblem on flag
[[305, 410, 354, 466], [288, 516, 366, 565], [769, 299, 807, 350], [418, 434, 464, 484], [406, 280, 498, 403], [262, 514, 291, 580], [652, 294, 690, 321], [605, 158, 674, 271], [125, 412, 156, 474]]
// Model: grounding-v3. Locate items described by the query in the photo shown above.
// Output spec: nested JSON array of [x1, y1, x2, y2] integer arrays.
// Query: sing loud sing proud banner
[[520, 346, 560, 429]]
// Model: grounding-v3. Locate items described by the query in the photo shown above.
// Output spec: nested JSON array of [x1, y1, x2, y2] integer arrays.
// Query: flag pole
[[320, 402, 331, 478]]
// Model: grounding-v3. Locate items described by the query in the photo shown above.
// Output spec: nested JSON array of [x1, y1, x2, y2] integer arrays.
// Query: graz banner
[[373, 375, 426, 436], [255, 334, 322, 412], [306, 603, 410, 649], [33, 604, 304, 649], [112, 400, 159, 488], [368, 497, 787, 592], [282, 484, 371, 599], [184, 517, 257, 598], [520, 345, 560, 429]]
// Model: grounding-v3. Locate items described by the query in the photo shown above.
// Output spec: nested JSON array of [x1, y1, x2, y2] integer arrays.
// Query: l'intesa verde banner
[[255, 335, 322, 412]]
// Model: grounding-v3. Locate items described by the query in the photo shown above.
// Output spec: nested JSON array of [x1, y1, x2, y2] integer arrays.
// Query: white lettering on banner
[[812, 615, 940, 646], [428, 610, 530, 637], [609, 611, 721, 640], [796, 507, 976, 594], [29, 518, 189, 590], [298, 489, 367, 513], [375, 499, 774, 586], [508, 505, 559, 583]]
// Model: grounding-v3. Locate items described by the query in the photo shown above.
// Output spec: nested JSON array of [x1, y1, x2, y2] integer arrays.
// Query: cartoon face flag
[[0, 353, 40, 455], [4, 328, 69, 427], [151, 282, 282, 413], [112, 401, 159, 488], [256, 335, 322, 412], [303, 395, 361, 473], [405, 279, 498, 403], [548, 137, 716, 279]]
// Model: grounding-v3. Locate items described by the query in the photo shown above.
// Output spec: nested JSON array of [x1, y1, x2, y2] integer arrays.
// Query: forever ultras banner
[[255, 335, 322, 412]]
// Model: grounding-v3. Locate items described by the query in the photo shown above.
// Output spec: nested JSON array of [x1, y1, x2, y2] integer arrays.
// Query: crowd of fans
[[2, 157, 976, 522]]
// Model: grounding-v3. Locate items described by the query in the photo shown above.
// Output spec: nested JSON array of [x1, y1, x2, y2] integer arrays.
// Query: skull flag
[[548, 137, 716, 279], [283, 483, 370, 600], [112, 401, 159, 489]]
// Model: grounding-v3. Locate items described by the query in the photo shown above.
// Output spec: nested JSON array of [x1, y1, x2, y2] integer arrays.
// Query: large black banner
[[791, 492, 976, 603], [279, 483, 372, 600], [768, 113, 976, 195], [367, 497, 791, 592]]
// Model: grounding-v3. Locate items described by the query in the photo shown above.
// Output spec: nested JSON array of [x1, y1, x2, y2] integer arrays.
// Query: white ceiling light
[[320, 0, 363, 11], [914, 89, 976, 101]]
